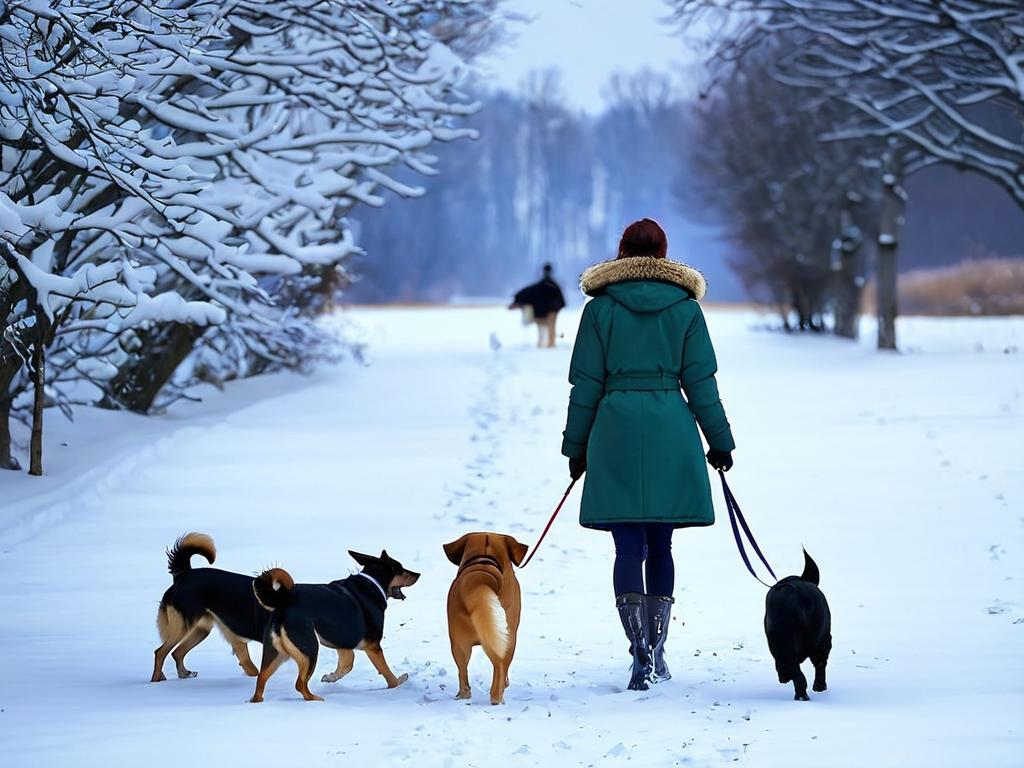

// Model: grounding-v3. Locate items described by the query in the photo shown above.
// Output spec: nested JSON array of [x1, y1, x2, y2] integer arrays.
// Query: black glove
[[569, 456, 587, 481], [706, 448, 733, 472]]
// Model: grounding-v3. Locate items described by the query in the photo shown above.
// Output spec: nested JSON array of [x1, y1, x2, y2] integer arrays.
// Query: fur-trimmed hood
[[579, 257, 707, 301]]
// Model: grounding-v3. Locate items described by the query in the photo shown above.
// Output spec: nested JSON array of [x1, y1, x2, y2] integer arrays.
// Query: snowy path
[[0, 307, 1021, 767]]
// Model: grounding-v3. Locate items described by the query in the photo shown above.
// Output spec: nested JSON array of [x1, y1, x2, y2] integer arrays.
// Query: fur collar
[[579, 257, 707, 300]]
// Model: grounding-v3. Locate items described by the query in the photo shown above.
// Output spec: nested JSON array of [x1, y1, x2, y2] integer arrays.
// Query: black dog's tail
[[800, 548, 820, 586], [167, 532, 216, 578], [253, 567, 295, 611]]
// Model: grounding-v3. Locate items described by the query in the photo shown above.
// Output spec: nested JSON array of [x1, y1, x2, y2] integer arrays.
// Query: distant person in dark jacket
[[509, 263, 566, 348]]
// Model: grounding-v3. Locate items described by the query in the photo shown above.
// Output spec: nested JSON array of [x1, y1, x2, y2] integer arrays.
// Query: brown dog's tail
[[167, 533, 216, 579], [800, 549, 820, 586], [253, 567, 295, 611], [467, 585, 509, 659]]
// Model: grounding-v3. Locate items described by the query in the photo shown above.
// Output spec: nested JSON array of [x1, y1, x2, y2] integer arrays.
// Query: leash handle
[[718, 470, 777, 588], [520, 478, 576, 568]]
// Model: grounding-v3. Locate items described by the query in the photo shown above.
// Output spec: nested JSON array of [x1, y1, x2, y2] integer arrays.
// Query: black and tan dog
[[152, 532, 268, 682], [250, 550, 420, 703], [764, 550, 832, 700], [443, 532, 529, 705]]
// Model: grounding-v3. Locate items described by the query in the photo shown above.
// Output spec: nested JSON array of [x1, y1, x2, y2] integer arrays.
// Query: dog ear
[[443, 534, 470, 566], [380, 549, 389, 560], [505, 536, 530, 567], [348, 550, 377, 568]]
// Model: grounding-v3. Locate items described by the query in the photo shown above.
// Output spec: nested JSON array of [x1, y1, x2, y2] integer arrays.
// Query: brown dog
[[443, 532, 529, 705]]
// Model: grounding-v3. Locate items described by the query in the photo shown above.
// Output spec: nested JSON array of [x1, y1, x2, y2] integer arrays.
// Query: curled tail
[[800, 549, 820, 586], [253, 567, 295, 611], [467, 586, 509, 659], [167, 532, 216, 578]]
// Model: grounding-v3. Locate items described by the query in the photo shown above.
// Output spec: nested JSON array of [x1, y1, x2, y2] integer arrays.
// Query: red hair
[[617, 218, 667, 259]]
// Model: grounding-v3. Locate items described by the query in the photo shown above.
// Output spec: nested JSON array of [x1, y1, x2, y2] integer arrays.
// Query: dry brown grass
[[863, 258, 1024, 316]]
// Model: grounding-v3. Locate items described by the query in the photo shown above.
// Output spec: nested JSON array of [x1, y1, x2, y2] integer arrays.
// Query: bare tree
[[600, 69, 691, 234], [686, 46, 881, 334]]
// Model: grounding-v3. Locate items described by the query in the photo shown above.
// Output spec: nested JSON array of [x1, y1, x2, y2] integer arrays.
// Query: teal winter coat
[[561, 256, 735, 529]]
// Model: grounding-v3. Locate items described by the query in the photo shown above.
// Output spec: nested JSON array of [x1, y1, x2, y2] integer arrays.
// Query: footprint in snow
[[605, 742, 628, 758], [987, 600, 1012, 614]]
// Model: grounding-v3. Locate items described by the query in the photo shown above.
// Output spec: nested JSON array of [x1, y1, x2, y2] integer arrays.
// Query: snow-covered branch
[[670, 0, 1024, 203]]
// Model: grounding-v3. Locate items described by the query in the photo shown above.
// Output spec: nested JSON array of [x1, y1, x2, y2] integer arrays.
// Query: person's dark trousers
[[608, 522, 675, 596]]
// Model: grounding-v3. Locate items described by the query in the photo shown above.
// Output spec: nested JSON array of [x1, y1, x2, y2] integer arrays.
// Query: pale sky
[[478, 0, 702, 112]]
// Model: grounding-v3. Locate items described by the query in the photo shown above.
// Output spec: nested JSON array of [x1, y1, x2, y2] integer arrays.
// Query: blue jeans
[[608, 523, 675, 597]]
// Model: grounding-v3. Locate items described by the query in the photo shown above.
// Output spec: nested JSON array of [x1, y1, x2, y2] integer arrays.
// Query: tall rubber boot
[[646, 595, 674, 682], [615, 593, 653, 691]]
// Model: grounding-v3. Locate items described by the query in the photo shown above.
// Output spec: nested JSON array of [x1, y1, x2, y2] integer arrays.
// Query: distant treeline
[[348, 70, 1024, 307], [348, 70, 743, 303]]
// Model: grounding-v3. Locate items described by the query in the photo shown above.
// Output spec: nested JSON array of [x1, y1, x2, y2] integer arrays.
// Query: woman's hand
[[706, 448, 733, 472], [569, 456, 587, 480]]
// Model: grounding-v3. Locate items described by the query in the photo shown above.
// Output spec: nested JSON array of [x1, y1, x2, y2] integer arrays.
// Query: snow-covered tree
[[671, 0, 1024, 349], [95, 0, 482, 412], [673, 0, 1024, 200], [1, 0, 490, 472], [1, 1, 233, 471]]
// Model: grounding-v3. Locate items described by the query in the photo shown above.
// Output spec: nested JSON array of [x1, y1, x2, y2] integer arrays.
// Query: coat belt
[[604, 372, 681, 391]]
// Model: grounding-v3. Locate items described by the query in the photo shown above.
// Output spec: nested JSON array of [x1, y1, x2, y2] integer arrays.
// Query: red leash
[[520, 479, 577, 568]]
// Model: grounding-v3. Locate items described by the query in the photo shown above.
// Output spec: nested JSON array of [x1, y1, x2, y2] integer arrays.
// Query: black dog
[[764, 550, 832, 700], [152, 532, 268, 682], [250, 550, 420, 702]]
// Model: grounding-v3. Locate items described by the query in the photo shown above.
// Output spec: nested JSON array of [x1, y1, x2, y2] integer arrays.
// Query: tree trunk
[[0, 396, 19, 471], [0, 343, 24, 470], [29, 331, 45, 476], [107, 323, 201, 413], [876, 155, 905, 351], [832, 207, 862, 340]]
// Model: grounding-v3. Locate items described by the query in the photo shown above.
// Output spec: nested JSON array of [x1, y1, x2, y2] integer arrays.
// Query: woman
[[561, 218, 734, 691]]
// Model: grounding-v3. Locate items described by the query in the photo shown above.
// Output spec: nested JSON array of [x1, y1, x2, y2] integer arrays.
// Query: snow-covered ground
[[1, 307, 1021, 767]]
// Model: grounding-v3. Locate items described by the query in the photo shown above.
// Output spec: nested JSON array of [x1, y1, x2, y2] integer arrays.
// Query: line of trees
[[350, 69, 722, 302], [671, 0, 1024, 348], [0, 0, 503, 474]]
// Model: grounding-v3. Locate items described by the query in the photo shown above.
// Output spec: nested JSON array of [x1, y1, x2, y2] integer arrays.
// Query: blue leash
[[718, 470, 778, 588]]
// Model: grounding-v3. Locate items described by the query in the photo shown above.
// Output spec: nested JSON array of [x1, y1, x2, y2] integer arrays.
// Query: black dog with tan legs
[[250, 550, 419, 702], [152, 533, 268, 683]]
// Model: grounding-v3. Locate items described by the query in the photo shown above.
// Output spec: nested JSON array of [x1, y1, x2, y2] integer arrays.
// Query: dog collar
[[459, 554, 503, 574], [356, 571, 388, 601]]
